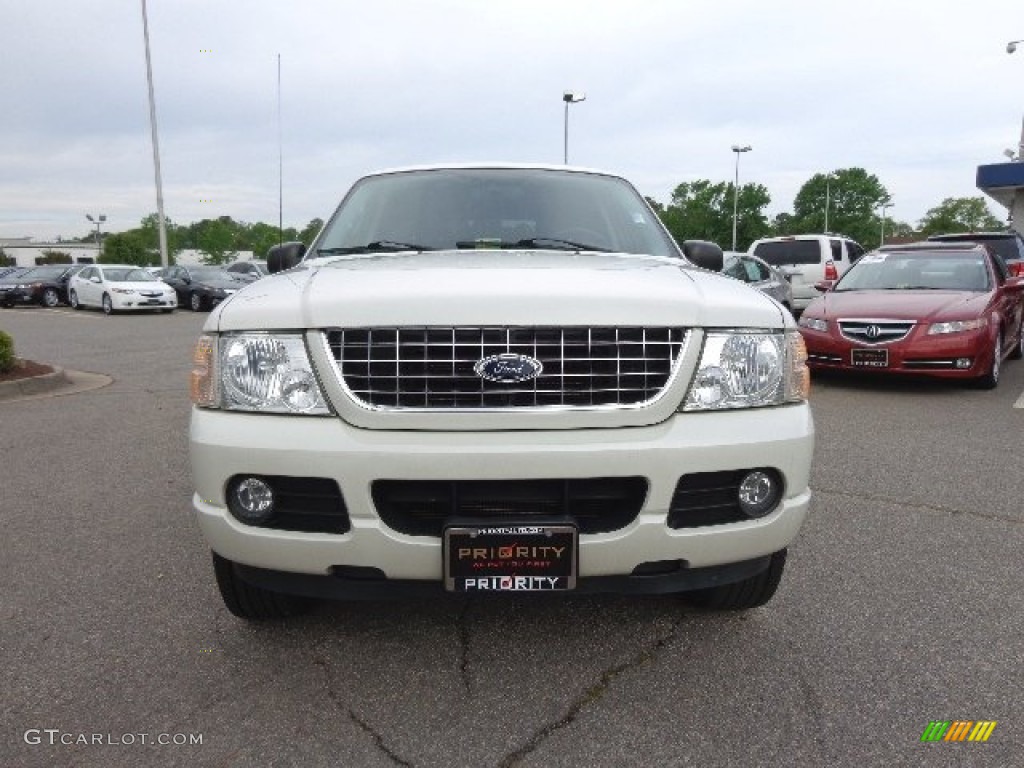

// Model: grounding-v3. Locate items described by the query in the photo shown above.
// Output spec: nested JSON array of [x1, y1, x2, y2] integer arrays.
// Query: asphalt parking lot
[[2, 305, 1024, 767]]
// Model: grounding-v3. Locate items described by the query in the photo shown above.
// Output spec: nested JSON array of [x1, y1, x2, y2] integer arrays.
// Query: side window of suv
[[847, 242, 865, 263], [829, 239, 843, 264]]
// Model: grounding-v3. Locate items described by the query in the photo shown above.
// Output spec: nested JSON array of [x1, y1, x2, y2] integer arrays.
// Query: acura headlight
[[190, 333, 330, 414], [798, 316, 828, 333], [682, 330, 809, 411], [928, 318, 987, 335]]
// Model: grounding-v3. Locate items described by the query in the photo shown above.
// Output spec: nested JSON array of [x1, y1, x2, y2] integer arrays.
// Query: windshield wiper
[[515, 237, 611, 252], [317, 240, 435, 255]]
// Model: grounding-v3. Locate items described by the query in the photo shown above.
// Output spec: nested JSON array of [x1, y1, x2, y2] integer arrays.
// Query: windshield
[[834, 252, 991, 292], [315, 168, 679, 257], [23, 266, 71, 280], [104, 268, 158, 282]]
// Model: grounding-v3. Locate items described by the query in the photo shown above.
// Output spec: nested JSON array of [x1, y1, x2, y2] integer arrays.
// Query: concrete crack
[[496, 617, 684, 768], [311, 643, 415, 767], [812, 486, 1023, 525]]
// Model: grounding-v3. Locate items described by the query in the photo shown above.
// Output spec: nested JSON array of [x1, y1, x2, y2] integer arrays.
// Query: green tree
[[297, 217, 324, 244], [192, 217, 239, 265], [0, 248, 13, 267], [657, 180, 771, 251], [791, 168, 891, 246], [917, 197, 1004, 236], [101, 231, 152, 266], [138, 213, 184, 258]]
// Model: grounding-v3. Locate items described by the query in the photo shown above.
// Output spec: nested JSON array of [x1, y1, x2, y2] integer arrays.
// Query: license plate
[[443, 524, 577, 592], [851, 348, 888, 367]]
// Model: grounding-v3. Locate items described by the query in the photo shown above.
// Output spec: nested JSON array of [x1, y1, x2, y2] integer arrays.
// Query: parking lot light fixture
[[86, 214, 106, 259], [1008, 39, 1022, 54], [731, 145, 752, 251], [562, 91, 586, 164]]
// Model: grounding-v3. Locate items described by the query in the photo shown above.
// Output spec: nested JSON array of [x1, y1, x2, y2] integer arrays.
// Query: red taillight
[[824, 261, 838, 281]]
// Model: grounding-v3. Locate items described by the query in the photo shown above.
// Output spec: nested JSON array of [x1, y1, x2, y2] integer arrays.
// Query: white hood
[[210, 251, 788, 331]]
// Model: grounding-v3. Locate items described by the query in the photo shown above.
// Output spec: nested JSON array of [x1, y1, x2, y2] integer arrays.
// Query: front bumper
[[190, 405, 814, 592], [801, 326, 992, 378], [110, 293, 176, 310]]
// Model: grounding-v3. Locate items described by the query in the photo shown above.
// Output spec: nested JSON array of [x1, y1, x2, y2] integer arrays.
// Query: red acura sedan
[[797, 242, 1024, 388]]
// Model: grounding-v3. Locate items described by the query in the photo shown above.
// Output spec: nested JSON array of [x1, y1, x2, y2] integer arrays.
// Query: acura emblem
[[865, 325, 880, 340], [474, 353, 543, 383]]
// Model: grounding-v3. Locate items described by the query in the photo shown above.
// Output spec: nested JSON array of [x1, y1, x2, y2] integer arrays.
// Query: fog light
[[955, 358, 971, 369], [230, 477, 275, 525], [737, 470, 781, 519]]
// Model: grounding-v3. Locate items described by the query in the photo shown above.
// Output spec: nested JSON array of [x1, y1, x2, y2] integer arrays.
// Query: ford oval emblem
[[474, 353, 543, 383]]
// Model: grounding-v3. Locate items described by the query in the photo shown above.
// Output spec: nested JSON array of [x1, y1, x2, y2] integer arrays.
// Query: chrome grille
[[839, 319, 915, 345], [325, 327, 687, 409]]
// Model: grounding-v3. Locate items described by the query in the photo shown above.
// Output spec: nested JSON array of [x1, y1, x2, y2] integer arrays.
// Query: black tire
[[974, 333, 1001, 389], [212, 552, 311, 620], [1009, 320, 1023, 361], [69, 289, 82, 310], [102, 293, 114, 315], [41, 288, 60, 307], [684, 550, 787, 610], [190, 292, 204, 312]]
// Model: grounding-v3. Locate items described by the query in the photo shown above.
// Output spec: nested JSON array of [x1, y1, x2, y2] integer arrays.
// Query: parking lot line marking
[[1015, 389, 1024, 409]]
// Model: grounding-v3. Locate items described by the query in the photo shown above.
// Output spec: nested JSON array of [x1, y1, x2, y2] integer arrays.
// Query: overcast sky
[[1, 0, 1021, 242]]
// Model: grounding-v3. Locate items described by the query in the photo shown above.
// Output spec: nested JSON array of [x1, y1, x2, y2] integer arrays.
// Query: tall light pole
[[823, 173, 832, 233], [1009, 40, 1024, 160], [730, 145, 752, 251], [141, 0, 169, 268], [563, 91, 586, 164], [879, 202, 893, 246], [86, 214, 106, 260]]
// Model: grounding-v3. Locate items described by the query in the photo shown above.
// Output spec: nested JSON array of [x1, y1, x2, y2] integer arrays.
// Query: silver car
[[721, 251, 794, 313]]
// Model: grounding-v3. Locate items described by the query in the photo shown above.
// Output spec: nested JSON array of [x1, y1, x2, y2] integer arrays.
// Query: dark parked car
[[2, 265, 83, 308], [927, 232, 1024, 276], [161, 265, 245, 311], [0, 268, 31, 305], [225, 260, 268, 282], [798, 242, 1024, 388]]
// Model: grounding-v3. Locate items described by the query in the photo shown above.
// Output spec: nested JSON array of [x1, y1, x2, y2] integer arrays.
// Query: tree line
[[648, 167, 1005, 252]]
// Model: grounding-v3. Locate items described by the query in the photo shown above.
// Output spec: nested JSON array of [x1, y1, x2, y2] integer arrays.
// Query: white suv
[[189, 164, 814, 619], [748, 234, 865, 312]]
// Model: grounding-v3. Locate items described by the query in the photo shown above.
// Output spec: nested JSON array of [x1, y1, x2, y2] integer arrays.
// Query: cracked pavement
[[3, 308, 1024, 767]]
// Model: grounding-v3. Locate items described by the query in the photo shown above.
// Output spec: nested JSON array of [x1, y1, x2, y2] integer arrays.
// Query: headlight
[[798, 316, 829, 333], [928, 318, 987, 335], [190, 333, 330, 415], [682, 330, 809, 411]]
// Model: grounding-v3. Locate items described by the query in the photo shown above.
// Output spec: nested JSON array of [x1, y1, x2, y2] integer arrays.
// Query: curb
[[0, 367, 112, 402]]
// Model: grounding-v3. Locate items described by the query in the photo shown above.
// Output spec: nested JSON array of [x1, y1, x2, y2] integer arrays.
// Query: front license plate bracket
[[443, 523, 578, 592]]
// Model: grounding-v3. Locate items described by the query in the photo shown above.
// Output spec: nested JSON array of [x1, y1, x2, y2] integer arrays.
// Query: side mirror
[[682, 240, 724, 272], [268, 242, 307, 274], [90, 276, 101, 284], [814, 280, 834, 293]]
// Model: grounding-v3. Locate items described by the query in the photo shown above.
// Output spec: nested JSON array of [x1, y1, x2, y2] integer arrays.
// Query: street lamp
[[730, 145, 752, 251], [141, 0, 169, 268], [86, 214, 106, 259], [879, 202, 893, 246], [1009, 40, 1024, 161], [562, 91, 586, 164]]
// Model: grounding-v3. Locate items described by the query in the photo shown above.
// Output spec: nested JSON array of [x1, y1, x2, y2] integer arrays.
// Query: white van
[[748, 235, 865, 312]]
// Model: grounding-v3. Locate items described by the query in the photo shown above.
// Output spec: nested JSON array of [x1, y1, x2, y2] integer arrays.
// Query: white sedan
[[68, 264, 177, 314]]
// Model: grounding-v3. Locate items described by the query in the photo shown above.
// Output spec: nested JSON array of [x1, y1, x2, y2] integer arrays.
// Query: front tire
[[41, 288, 60, 307], [684, 550, 787, 610], [190, 292, 204, 312], [212, 552, 311, 621], [69, 289, 82, 310], [974, 333, 1001, 389], [102, 293, 114, 315]]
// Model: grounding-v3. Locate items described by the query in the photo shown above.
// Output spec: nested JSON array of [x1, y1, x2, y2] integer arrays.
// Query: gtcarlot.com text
[[24, 729, 203, 747]]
